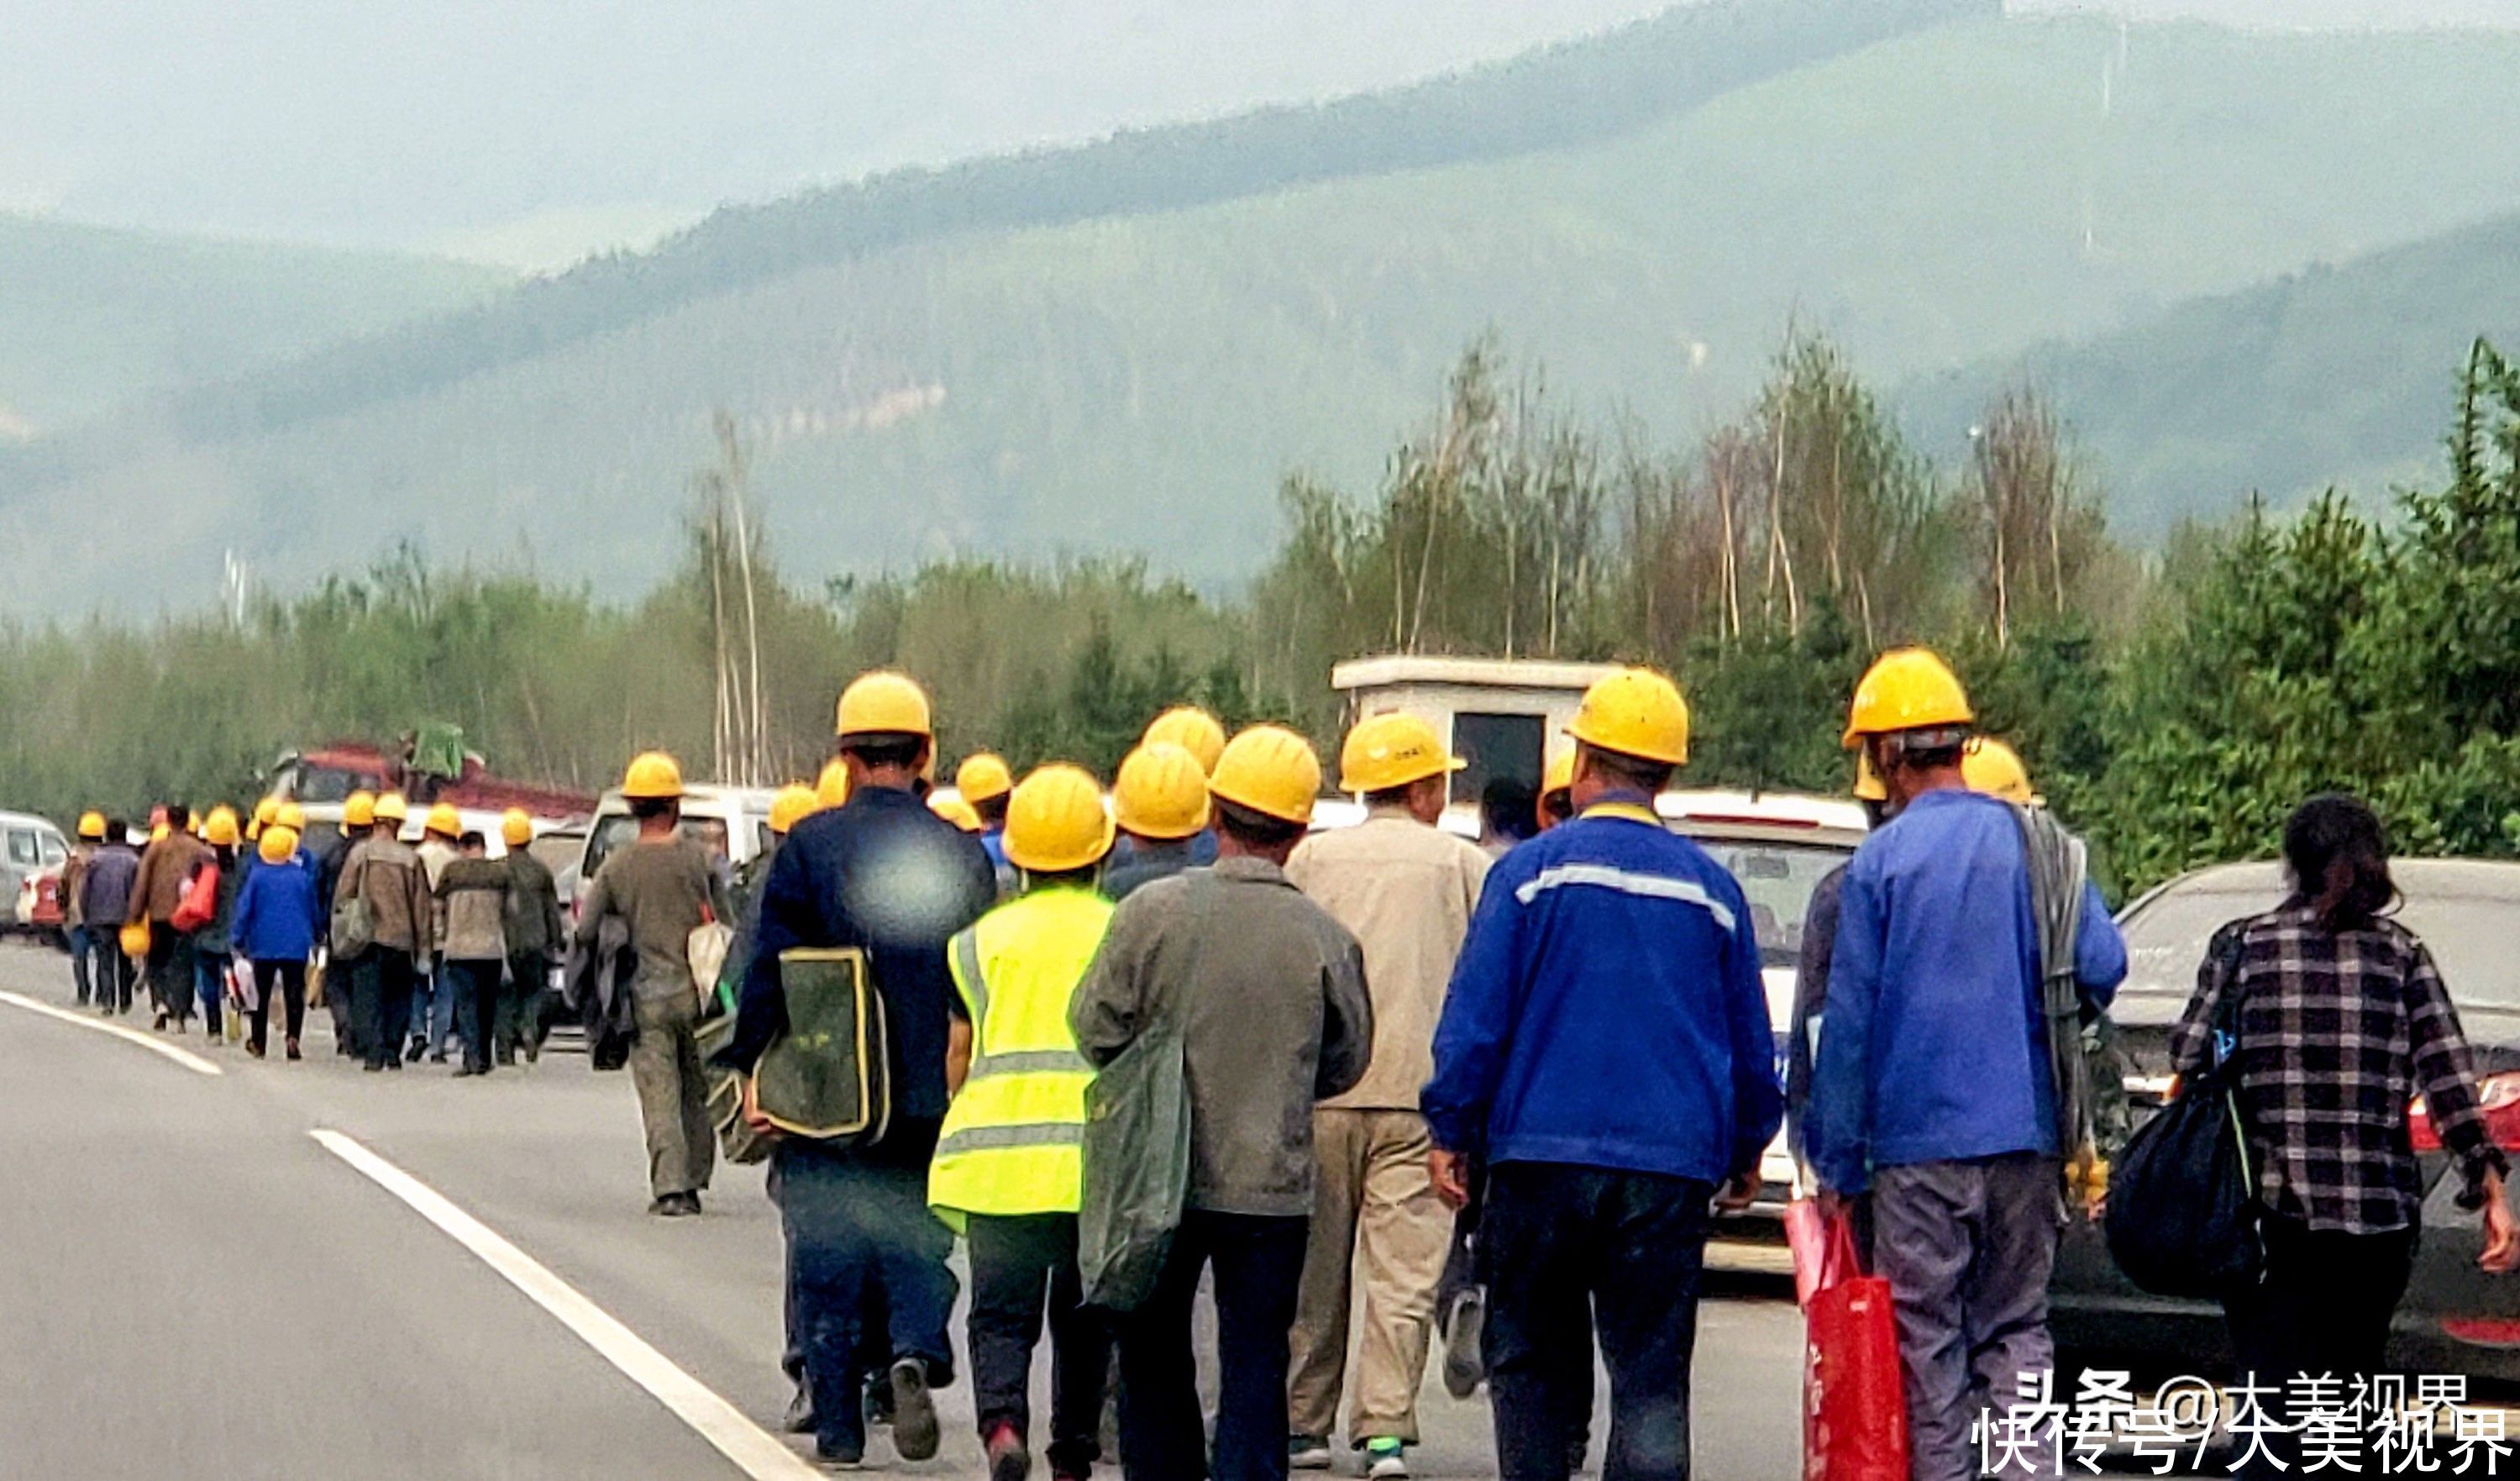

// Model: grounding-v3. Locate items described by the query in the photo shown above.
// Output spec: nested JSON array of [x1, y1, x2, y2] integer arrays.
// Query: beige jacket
[[1285, 808, 1491, 1111]]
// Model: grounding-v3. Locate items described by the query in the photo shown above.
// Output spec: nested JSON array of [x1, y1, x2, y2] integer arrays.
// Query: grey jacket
[[1073, 858, 1373, 1217]]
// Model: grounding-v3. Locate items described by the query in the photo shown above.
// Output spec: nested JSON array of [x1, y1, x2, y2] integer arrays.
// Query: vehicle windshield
[[2111, 882, 2520, 1025], [1680, 838, 1855, 970]]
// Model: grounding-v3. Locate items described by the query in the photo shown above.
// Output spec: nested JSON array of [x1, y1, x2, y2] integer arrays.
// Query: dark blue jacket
[[230, 852, 323, 964], [1424, 802, 1783, 1185]]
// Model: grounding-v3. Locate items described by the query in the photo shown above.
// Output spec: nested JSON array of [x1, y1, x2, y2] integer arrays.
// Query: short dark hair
[[839, 733, 927, 772], [1482, 779, 1538, 843], [629, 796, 677, 822], [1580, 743, 1673, 796], [974, 793, 1011, 827], [106, 819, 129, 841], [1363, 784, 1419, 810], [2285, 793, 2397, 931], [1537, 790, 1574, 827], [1878, 727, 1967, 775], [165, 804, 191, 829], [1215, 799, 1305, 851], [459, 831, 487, 850]]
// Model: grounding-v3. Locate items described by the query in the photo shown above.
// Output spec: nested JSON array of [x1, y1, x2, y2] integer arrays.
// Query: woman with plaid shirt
[[2172, 794, 2519, 1476]]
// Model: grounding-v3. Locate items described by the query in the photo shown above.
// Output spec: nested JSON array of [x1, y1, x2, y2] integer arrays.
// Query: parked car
[[0, 811, 69, 939], [13, 869, 67, 949], [2050, 858, 2520, 1382]]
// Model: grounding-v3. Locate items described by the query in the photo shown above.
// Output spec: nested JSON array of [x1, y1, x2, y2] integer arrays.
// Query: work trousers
[[194, 948, 231, 1037], [507, 951, 550, 1059], [445, 958, 506, 1074], [323, 951, 357, 1054], [1289, 1107, 1454, 1447], [350, 947, 418, 1070], [144, 928, 196, 1024], [247, 958, 307, 1052], [1116, 1209, 1310, 1481], [777, 1144, 960, 1460], [1482, 1162, 1713, 1481], [968, 1212, 1110, 1474], [83, 928, 136, 1011], [629, 990, 714, 1197], [408, 960, 456, 1057], [67, 925, 92, 1004], [1868, 1153, 2063, 1481], [1440, 1159, 1595, 1465], [2222, 1214, 2418, 1481]]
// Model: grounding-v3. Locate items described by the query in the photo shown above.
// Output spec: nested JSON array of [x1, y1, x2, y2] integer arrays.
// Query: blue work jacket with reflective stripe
[[1425, 802, 1782, 1184]]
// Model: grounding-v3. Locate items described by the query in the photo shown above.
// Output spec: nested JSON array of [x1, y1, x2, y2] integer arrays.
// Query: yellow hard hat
[[76, 811, 106, 841], [955, 753, 1015, 806], [373, 791, 410, 824], [258, 825, 301, 867], [1209, 725, 1323, 826], [276, 801, 305, 832], [253, 796, 282, 829], [769, 784, 818, 837], [816, 758, 851, 809], [1853, 748, 1889, 803], [928, 795, 984, 832], [203, 806, 242, 848], [1003, 764, 1116, 874], [1962, 738, 2040, 806], [424, 801, 463, 838], [621, 751, 684, 801], [1843, 648, 1973, 748], [500, 808, 533, 848], [120, 921, 151, 958], [1541, 748, 1577, 801], [837, 670, 933, 739], [1143, 706, 1227, 775], [1113, 743, 1210, 841], [1339, 712, 1463, 795], [343, 790, 377, 828], [1568, 668, 1690, 766]]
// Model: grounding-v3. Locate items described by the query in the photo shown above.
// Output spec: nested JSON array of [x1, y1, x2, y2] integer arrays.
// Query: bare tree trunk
[[1768, 393, 1802, 635]]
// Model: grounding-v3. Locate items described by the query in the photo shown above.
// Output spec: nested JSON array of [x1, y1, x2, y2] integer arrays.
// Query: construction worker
[[575, 752, 732, 1215], [1100, 741, 1211, 901], [1808, 651, 2126, 1481], [85, 820, 141, 1016], [320, 791, 375, 1055], [1136, 706, 1226, 867], [958, 752, 1017, 869], [407, 801, 465, 1063], [436, 831, 513, 1076], [1073, 724, 1373, 1481], [717, 672, 996, 1468], [1534, 748, 1576, 832], [192, 806, 246, 1041], [128, 803, 212, 1032], [232, 822, 321, 1059], [1425, 668, 1779, 1481], [338, 792, 433, 1073], [1283, 714, 1489, 1479], [64, 811, 102, 1006], [1961, 736, 2040, 806], [499, 809, 565, 1064], [933, 763, 1119, 1481]]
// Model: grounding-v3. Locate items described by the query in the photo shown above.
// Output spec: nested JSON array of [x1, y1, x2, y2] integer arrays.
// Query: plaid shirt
[[2170, 901, 2508, 1234]]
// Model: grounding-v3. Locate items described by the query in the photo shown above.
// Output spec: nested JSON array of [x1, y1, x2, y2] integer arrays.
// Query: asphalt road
[[0, 941, 1807, 1480]]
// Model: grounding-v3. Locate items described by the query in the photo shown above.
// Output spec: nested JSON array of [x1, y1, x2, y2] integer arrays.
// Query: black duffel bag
[[2104, 937, 2261, 1298]]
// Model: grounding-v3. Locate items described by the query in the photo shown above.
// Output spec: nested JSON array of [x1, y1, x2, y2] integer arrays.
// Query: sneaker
[[1365, 1438, 1410, 1479], [984, 1421, 1032, 1481], [1289, 1436, 1334, 1470], [887, 1358, 940, 1462], [814, 1437, 864, 1471], [1441, 1289, 1487, 1399]]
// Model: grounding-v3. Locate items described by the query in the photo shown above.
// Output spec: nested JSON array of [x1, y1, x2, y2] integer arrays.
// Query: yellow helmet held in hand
[[837, 670, 933, 739], [1209, 725, 1322, 826], [424, 802, 463, 838], [1142, 706, 1227, 775], [120, 920, 151, 958], [1843, 648, 1973, 748], [258, 825, 300, 867], [769, 785, 818, 837], [1113, 743, 1210, 841], [343, 790, 378, 828], [929, 795, 984, 832], [501, 808, 533, 848], [1339, 712, 1463, 795], [1962, 738, 2040, 806], [373, 791, 410, 824], [1568, 668, 1690, 766], [1003, 764, 1115, 874], [816, 758, 851, 809], [203, 806, 241, 848], [76, 811, 106, 841], [621, 751, 684, 801], [955, 753, 1015, 806]]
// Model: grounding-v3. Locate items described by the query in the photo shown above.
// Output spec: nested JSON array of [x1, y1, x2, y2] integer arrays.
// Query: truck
[[262, 723, 596, 859]]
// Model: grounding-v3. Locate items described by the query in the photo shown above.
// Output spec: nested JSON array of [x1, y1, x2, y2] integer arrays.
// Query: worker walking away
[[1283, 713, 1489, 1479], [959, 752, 1017, 880], [81, 820, 139, 1016], [1101, 742, 1210, 901], [1134, 706, 1226, 867], [1425, 668, 1779, 1481], [193, 807, 245, 1042], [1073, 724, 1374, 1481], [339, 792, 433, 1073], [319, 792, 375, 1056], [233, 823, 322, 1059], [576, 753, 732, 1215], [716, 672, 997, 1468], [1807, 649, 2127, 1481], [64, 811, 101, 1006], [437, 830, 512, 1078], [500, 809, 566, 1065], [129, 803, 212, 1032], [933, 764, 1119, 1481], [408, 802, 465, 1063]]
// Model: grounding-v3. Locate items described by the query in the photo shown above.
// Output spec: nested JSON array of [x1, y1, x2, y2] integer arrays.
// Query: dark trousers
[[446, 958, 503, 1073], [1116, 1209, 1309, 1481], [351, 947, 418, 1070], [778, 1145, 960, 1458], [968, 1212, 1109, 1473], [2223, 1214, 2418, 1480], [68, 925, 93, 1003], [504, 951, 548, 1060], [195, 948, 231, 1036], [322, 953, 356, 1053], [1481, 1163, 1713, 1481], [82, 929, 134, 1011], [1441, 1160, 1595, 1465], [247, 959, 307, 1051], [144, 929, 197, 1023]]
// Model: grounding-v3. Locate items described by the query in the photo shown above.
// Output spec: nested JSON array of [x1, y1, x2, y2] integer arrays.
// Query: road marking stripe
[[309, 1129, 818, 1481], [0, 990, 221, 1075]]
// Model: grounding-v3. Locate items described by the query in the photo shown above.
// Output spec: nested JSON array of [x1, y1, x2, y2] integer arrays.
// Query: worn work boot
[[984, 1421, 1032, 1481], [887, 1358, 940, 1462]]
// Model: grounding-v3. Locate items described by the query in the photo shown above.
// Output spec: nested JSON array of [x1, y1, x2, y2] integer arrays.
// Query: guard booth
[[1329, 655, 1623, 838]]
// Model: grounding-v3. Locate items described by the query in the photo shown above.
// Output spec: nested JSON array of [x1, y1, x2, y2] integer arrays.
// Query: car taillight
[[2409, 1071, 2520, 1152], [2440, 1316, 2520, 1348]]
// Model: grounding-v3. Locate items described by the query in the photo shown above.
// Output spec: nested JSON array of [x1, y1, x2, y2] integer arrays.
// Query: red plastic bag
[[1800, 1205, 1908, 1481], [171, 859, 220, 934]]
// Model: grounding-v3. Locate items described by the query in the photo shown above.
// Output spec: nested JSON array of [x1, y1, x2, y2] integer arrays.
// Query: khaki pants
[[1287, 1108, 1454, 1447], [630, 991, 715, 1200]]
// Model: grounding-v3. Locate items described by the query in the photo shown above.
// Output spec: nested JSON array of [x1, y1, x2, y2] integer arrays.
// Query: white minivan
[[571, 783, 780, 912]]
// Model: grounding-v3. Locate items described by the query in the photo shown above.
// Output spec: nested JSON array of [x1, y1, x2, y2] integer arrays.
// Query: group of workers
[[59, 792, 568, 1072]]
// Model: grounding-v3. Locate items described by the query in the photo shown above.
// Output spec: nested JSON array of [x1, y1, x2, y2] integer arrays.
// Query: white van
[[572, 783, 779, 911]]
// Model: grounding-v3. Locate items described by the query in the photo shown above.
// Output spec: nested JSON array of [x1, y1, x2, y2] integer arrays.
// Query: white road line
[[309, 1129, 819, 1481], [0, 990, 221, 1076]]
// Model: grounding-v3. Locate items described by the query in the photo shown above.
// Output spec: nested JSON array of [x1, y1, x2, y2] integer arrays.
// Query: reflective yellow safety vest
[[928, 885, 1113, 1221]]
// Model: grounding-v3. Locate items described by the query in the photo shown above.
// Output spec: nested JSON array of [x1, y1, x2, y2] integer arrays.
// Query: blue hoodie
[[1424, 802, 1782, 1185], [230, 852, 324, 964]]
